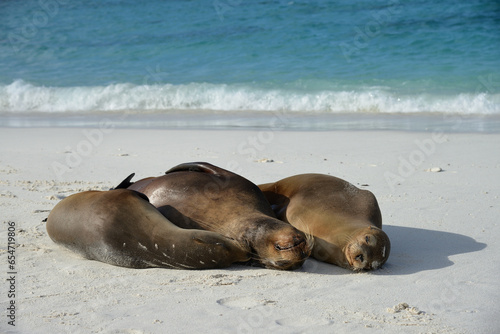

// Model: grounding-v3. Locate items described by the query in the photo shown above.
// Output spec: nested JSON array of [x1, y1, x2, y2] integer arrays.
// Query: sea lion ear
[[165, 162, 222, 175], [113, 173, 135, 189]]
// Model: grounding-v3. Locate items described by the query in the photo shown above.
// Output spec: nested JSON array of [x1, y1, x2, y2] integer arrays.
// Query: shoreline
[[1, 127, 498, 333], [1, 111, 500, 133]]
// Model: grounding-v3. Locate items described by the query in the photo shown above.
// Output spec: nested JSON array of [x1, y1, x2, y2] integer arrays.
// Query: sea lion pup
[[259, 174, 390, 271], [119, 162, 311, 270], [46, 189, 249, 269]]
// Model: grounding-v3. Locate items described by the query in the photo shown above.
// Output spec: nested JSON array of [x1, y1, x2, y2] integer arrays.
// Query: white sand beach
[[1, 126, 499, 333]]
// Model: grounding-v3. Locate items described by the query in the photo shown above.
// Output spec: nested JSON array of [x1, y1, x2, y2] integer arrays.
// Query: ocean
[[1, 0, 499, 131]]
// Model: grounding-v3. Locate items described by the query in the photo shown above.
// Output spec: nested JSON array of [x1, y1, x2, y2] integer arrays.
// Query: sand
[[1, 126, 499, 333]]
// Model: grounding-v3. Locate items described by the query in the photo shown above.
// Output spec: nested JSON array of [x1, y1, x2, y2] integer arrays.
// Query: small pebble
[[426, 167, 443, 172]]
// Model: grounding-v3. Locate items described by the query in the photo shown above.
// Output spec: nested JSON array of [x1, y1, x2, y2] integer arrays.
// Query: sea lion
[[119, 162, 311, 270], [46, 189, 249, 269], [259, 174, 390, 271]]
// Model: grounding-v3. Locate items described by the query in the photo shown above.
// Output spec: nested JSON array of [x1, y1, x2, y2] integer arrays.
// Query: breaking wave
[[1, 80, 499, 115]]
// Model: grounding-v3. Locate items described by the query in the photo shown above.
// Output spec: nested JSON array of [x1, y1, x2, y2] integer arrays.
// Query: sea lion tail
[[113, 173, 136, 189]]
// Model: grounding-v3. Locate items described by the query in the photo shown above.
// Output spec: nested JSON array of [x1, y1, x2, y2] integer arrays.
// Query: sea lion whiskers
[[242, 218, 310, 270], [344, 231, 367, 264], [342, 228, 383, 271], [293, 216, 314, 254], [343, 242, 365, 271]]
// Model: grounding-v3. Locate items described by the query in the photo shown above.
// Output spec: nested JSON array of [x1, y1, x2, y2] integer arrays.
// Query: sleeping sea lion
[[46, 189, 249, 269], [119, 162, 311, 270], [259, 174, 390, 271]]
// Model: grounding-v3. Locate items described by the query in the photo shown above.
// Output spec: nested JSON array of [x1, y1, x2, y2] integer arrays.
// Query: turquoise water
[[1, 0, 499, 115]]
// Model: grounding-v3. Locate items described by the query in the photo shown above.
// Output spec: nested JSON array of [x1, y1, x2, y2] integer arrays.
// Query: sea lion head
[[248, 219, 312, 270], [344, 226, 390, 271]]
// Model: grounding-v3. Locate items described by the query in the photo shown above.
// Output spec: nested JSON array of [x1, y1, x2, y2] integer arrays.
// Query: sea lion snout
[[257, 225, 312, 270], [346, 228, 391, 271], [347, 247, 374, 271], [272, 228, 312, 259]]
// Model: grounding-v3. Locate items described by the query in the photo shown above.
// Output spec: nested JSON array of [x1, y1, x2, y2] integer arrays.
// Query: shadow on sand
[[291, 225, 487, 275], [380, 225, 487, 275]]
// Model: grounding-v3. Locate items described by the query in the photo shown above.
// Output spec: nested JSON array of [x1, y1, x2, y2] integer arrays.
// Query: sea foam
[[1, 80, 499, 115]]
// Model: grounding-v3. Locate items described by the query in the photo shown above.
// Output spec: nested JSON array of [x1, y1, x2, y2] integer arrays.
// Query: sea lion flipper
[[114, 173, 136, 189], [165, 162, 222, 175]]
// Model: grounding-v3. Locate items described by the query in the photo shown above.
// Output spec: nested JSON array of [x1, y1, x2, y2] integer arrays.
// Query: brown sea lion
[[46, 189, 249, 269], [259, 174, 390, 271], [119, 162, 311, 270]]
